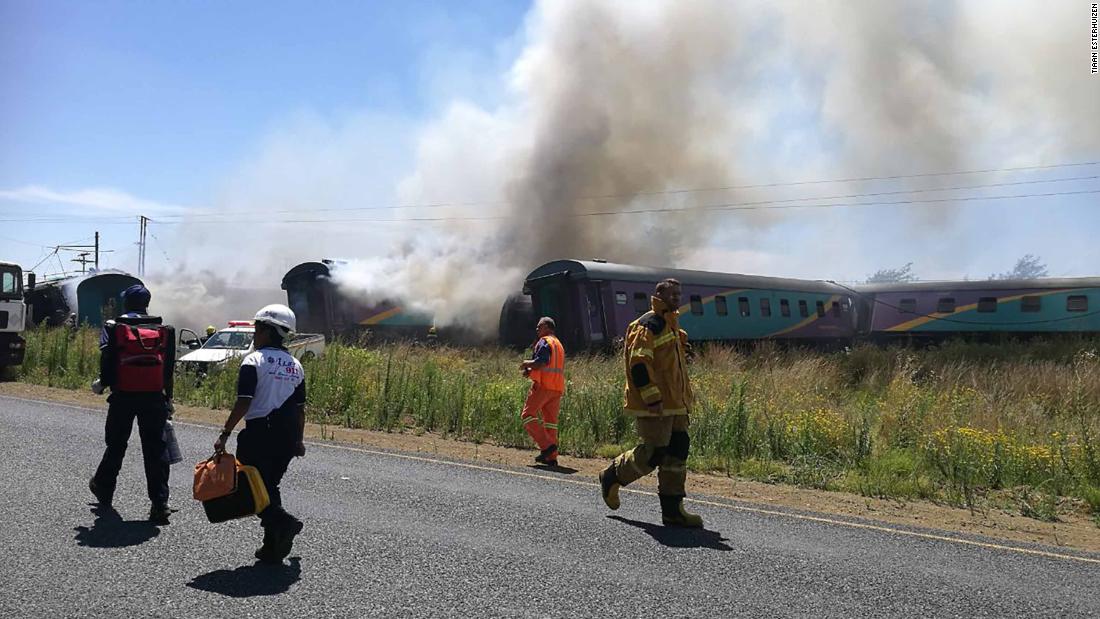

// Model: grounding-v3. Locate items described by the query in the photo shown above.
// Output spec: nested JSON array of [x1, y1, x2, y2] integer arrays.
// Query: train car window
[[936, 298, 956, 313], [759, 298, 771, 317], [615, 292, 627, 305], [831, 301, 841, 317], [633, 292, 649, 313], [738, 297, 751, 317], [690, 295, 704, 315], [977, 297, 998, 313], [780, 299, 791, 317], [815, 301, 825, 317], [798, 300, 809, 318], [1021, 296, 1041, 312], [1067, 295, 1089, 312], [899, 298, 917, 314], [715, 295, 728, 316]]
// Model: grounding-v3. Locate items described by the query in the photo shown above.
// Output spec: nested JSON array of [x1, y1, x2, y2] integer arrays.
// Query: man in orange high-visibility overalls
[[520, 317, 566, 467]]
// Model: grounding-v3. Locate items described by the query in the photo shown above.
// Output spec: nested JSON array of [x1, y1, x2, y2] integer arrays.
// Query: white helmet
[[254, 304, 296, 337]]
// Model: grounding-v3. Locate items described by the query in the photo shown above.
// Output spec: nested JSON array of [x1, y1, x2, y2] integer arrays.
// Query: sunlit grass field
[[16, 326, 1100, 523]]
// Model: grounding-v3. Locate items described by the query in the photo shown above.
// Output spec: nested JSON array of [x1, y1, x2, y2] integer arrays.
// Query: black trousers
[[237, 412, 299, 530], [93, 394, 170, 506]]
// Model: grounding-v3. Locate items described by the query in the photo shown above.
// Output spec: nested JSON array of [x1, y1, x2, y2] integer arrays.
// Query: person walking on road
[[519, 317, 566, 467], [599, 278, 703, 528], [89, 284, 176, 524], [214, 304, 307, 563]]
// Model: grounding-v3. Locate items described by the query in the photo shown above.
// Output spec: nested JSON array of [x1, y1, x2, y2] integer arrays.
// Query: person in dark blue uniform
[[215, 304, 307, 563], [89, 284, 176, 523]]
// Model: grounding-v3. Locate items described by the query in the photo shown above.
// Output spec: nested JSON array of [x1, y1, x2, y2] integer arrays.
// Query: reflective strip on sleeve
[[632, 347, 653, 359], [522, 416, 540, 426], [660, 464, 686, 473], [639, 385, 661, 401], [654, 332, 677, 347], [543, 423, 558, 430]]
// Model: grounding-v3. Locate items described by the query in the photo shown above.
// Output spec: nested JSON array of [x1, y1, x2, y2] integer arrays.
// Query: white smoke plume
[[143, 269, 285, 334], [165, 0, 1098, 334]]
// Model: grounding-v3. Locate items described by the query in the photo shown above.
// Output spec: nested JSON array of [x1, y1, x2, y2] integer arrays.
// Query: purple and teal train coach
[[854, 278, 1100, 341], [521, 260, 858, 351]]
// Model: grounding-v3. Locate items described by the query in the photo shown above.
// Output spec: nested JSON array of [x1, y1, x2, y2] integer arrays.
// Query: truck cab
[[0, 262, 27, 367]]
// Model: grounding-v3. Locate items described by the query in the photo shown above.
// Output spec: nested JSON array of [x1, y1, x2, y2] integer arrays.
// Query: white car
[[178, 321, 325, 373]]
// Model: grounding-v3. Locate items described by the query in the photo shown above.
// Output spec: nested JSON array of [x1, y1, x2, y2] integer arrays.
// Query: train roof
[[0, 261, 22, 269], [855, 277, 1100, 294], [524, 259, 847, 294]]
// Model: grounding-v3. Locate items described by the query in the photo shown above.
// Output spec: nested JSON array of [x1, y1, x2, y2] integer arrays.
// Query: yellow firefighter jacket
[[622, 296, 694, 417]]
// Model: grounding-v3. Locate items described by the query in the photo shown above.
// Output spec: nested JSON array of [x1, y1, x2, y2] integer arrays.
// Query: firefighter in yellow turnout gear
[[599, 278, 703, 528]]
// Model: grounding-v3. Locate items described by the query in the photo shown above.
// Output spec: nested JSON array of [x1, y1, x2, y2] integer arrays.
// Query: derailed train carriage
[[512, 259, 859, 351], [281, 260, 434, 342], [24, 270, 143, 328], [507, 260, 1100, 350]]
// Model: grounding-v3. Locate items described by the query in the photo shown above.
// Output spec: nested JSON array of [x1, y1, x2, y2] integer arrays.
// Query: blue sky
[[2, 0, 1098, 290], [1, 0, 528, 272]]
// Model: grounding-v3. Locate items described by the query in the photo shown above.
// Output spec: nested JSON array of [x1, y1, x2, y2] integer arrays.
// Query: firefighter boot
[[599, 463, 621, 510], [660, 494, 703, 528]]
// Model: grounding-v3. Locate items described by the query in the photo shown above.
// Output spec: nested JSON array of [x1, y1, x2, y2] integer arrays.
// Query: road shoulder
[[4, 380, 1099, 554]]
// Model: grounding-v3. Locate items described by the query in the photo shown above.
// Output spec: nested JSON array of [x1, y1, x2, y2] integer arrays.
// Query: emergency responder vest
[[622, 297, 693, 417], [529, 335, 566, 392]]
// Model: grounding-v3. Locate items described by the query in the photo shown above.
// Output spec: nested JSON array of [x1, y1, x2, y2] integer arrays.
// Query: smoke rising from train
[[157, 0, 1097, 333]]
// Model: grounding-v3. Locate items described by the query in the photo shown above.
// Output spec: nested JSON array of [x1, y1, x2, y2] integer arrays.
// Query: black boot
[[255, 526, 281, 563], [599, 464, 621, 510], [659, 494, 703, 528], [89, 477, 112, 507], [535, 444, 558, 466], [148, 503, 172, 525], [273, 518, 304, 560]]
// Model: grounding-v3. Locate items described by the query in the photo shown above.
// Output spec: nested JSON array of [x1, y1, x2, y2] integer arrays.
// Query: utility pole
[[71, 252, 93, 274], [56, 233, 111, 276], [137, 216, 149, 277]]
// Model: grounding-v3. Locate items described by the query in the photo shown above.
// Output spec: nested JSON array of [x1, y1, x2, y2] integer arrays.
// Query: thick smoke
[[166, 0, 1097, 333], [143, 269, 285, 334], [334, 0, 751, 330]]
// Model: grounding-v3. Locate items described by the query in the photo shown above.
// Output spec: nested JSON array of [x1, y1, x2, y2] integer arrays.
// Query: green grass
[[14, 326, 1100, 521]]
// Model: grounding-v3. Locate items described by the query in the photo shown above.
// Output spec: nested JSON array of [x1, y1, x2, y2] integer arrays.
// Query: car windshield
[[202, 331, 254, 350]]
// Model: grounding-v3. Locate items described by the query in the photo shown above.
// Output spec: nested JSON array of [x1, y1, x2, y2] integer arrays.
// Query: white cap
[[254, 304, 296, 337]]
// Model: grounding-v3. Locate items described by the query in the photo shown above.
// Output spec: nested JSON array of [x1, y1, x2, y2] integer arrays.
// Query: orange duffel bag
[[194, 452, 271, 523], [193, 453, 237, 501]]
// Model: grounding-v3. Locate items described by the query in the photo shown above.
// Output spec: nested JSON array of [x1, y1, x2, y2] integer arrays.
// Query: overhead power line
[[128, 187, 1100, 225], [1, 159, 1097, 224], [0, 180, 1097, 226]]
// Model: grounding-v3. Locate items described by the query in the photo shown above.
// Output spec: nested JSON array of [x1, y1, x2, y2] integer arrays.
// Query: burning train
[[282, 258, 1100, 351], [24, 270, 144, 328]]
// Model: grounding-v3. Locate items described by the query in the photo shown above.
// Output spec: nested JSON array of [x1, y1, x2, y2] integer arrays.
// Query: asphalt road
[[1, 395, 1098, 618]]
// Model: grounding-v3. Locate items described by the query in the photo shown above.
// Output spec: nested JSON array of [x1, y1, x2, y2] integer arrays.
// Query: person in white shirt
[[214, 304, 306, 563]]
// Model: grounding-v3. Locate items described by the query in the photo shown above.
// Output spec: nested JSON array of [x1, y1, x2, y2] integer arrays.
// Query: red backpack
[[113, 320, 169, 393]]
